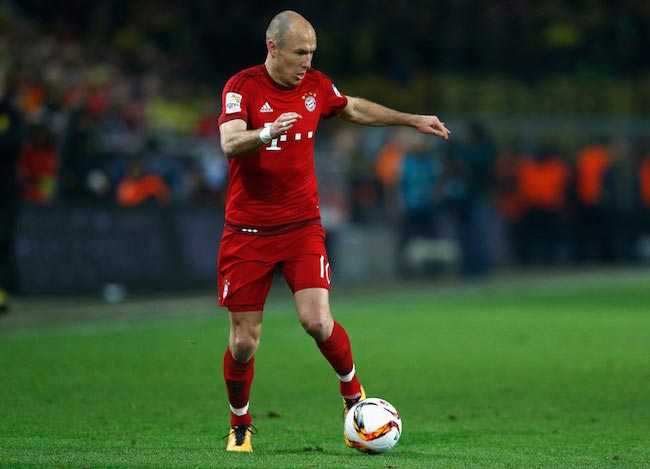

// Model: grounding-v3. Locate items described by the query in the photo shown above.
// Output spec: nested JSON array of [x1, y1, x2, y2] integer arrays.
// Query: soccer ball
[[344, 397, 402, 454]]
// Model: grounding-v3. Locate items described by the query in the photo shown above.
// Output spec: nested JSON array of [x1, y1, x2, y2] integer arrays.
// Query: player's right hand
[[272, 112, 302, 137]]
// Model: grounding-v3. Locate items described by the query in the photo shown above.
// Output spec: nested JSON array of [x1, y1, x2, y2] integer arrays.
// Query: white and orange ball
[[344, 397, 402, 454]]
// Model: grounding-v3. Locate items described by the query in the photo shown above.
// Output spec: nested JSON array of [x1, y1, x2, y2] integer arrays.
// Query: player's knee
[[230, 334, 259, 361], [300, 314, 332, 341]]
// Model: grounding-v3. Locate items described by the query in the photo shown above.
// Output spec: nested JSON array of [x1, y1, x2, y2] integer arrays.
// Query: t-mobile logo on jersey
[[262, 123, 314, 151]]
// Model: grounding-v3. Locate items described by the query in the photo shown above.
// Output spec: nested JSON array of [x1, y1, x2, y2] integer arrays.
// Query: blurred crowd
[[327, 125, 650, 275], [2, 0, 650, 283], [1, 1, 227, 208], [6, 1, 650, 80], [2, 75, 227, 206]]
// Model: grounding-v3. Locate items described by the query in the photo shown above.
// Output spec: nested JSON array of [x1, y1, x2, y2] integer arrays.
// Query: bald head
[[266, 10, 315, 50], [264, 10, 317, 88]]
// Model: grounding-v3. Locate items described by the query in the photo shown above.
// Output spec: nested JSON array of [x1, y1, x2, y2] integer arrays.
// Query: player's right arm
[[219, 113, 302, 159]]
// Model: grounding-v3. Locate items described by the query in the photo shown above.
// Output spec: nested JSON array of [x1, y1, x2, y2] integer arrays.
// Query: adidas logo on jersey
[[259, 102, 273, 113]]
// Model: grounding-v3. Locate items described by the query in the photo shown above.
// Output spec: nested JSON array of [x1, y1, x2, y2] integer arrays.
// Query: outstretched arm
[[339, 96, 451, 140]]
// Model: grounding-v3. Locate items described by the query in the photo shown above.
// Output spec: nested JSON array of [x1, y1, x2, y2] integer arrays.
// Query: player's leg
[[293, 286, 366, 449], [225, 310, 262, 426], [280, 224, 364, 402], [294, 287, 363, 402], [223, 310, 261, 452], [281, 224, 365, 447], [217, 230, 275, 451]]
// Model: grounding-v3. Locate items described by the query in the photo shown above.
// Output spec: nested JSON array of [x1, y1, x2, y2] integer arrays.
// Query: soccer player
[[218, 10, 450, 452]]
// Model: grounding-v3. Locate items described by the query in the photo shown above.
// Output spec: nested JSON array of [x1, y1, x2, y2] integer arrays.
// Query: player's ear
[[267, 39, 278, 58]]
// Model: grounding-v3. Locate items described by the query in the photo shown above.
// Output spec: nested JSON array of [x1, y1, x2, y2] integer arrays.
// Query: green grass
[[1, 271, 650, 467]]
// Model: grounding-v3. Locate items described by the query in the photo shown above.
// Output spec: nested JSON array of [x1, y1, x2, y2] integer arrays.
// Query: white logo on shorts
[[222, 279, 230, 299], [319, 255, 331, 284]]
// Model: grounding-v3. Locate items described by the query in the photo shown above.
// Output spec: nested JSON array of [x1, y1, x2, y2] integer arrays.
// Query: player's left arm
[[339, 96, 451, 140]]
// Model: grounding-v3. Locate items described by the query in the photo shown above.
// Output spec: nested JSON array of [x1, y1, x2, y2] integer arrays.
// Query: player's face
[[275, 26, 316, 88]]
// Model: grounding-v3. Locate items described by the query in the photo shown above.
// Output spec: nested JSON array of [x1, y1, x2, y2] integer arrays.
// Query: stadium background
[[2, 0, 650, 294], [2, 5, 650, 466]]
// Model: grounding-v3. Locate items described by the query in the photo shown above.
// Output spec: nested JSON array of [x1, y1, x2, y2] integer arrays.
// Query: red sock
[[223, 347, 254, 426], [316, 321, 361, 399]]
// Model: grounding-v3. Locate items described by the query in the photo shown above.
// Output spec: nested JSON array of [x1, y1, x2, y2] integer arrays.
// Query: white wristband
[[260, 126, 272, 144]]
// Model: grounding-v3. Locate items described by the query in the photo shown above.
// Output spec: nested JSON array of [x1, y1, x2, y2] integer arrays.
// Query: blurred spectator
[[334, 126, 385, 224], [0, 70, 27, 311], [183, 151, 228, 205], [397, 132, 445, 275], [445, 122, 496, 277], [18, 123, 58, 204], [574, 140, 614, 263], [195, 94, 221, 140], [514, 145, 571, 265], [375, 128, 408, 220], [494, 145, 524, 225], [116, 158, 171, 207], [398, 132, 441, 243], [634, 143, 650, 260], [184, 164, 221, 205], [603, 136, 637, 262], [637, 146, 650, 223], [58, 103, 102, 199], [316, 127, 357, 227], [494, 145, 525, 263], [22, 77, 46, 121]]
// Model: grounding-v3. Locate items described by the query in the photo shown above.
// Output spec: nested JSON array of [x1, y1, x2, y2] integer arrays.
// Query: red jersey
[[218, 65, 348, 227]]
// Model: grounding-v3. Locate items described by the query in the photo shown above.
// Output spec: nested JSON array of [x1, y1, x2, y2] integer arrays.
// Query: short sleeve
[[317, 72, 348, 119], [218, 74, 250, 126]]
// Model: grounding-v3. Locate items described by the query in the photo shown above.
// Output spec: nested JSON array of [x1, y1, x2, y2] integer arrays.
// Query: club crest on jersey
[[225, 92, 242, 114], [303, 92, 317, 112]]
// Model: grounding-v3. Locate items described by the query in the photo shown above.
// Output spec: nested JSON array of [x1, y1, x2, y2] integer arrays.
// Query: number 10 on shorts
[[320, 255, 331, 284]]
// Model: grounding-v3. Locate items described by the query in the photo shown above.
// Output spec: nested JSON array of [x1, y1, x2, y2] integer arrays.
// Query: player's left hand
[[416, 115, 451, 140]]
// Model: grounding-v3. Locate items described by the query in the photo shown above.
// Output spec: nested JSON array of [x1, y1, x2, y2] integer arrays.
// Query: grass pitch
[[1, 270, 650, 467]]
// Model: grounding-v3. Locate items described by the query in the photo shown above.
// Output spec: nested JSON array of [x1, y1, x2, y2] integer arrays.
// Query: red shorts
[[217, 222, 331, 312]]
